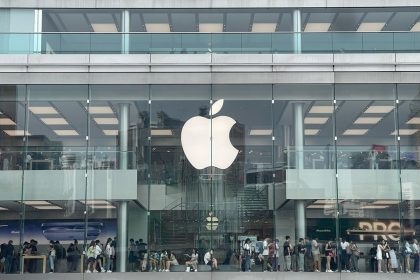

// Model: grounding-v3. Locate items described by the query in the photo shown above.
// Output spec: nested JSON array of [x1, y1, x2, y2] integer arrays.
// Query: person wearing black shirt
[[3, 240, 14, 274], [297, 238, 305, 272], [283, 236, 292, 271]]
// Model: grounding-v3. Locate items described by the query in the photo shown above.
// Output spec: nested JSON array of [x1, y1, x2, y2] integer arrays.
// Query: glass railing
[[2, 32, 420, 54]]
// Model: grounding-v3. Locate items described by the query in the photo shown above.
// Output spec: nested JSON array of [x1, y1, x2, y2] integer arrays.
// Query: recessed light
[[251, 23, 277, 32], [199, 23, 223, 32], [391, 129, 419, 136], [103, 130, 119, 136], [361, 205, 389, 209], [3, 130, 31, 136], [22, 200, 51, 206], [406, 117, 420, 124], [40, 118, 68, 125], [304, 23, 331, 32], [32, 205, 63, 210], [53, 130, 79, 136], [307, 204, 334, 209], [411, 22, 420, 32], [249, 129, 272, 136], [94, 118, 118, 125], [80, 200, 111, 205], [151, 129, 173, 136], [0, 207, 8, 211], [91, 23, 118, 32], [308, 106, 334, 114], [354, 117, 382, 124], [304, 117, 329, 124], [145, 23, 170, 32], [0, 118, 16, 125], [29, 106, 59, 115], [91, 205, 116, 209], [342, 129, 369, 135], [364, 106, 394, 114], [305, 129, 320, 136], [357, 22, 385, 32], [313, 200, 343, 204], [88, 106, 113, 114], [372, 200, 400, 205]]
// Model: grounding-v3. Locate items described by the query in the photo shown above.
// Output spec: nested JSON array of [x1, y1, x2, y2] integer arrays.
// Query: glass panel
[[20, 85, 88, 273], [302, 32, 333, 53], [335, 84, 400, 273], [0, 85, 26, 274], [212, 85, 274, 272], [149, 85, 211, 271], [397, 84, 420, 273], [86, 85, 150, 272], [273, 84, 337, 274], [211, 33, 242, 53]]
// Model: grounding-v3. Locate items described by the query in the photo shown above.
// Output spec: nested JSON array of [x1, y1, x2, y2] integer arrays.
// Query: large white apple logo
[[181, 99, 239, 170]]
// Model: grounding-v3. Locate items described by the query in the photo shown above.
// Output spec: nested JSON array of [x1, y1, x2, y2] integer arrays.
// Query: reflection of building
[[2, 1, 420, 276]]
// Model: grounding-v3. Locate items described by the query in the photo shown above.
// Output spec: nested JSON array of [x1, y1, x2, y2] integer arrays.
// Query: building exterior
[[1, 0, 420, 278]]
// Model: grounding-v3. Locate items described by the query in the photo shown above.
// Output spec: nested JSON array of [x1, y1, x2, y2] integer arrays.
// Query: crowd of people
[[1, 236, 420, 273]]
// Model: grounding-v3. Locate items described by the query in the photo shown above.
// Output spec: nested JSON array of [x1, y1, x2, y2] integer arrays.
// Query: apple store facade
[[2, 1, 420, 278]]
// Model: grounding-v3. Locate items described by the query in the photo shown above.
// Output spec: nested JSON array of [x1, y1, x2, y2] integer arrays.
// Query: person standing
[[297, 238, 305, 272], [283, 236, 292, 271], [4, 240, 14, 274], [404, 240, 413, 273], [104, 238, 114, 273], [325, 240, 333, 272], [48, 244, 56, 273], [272, 239, 280, 272], [349, 241, 359, 272], [340, 238, 350, 272], [262, 237, 270, 272], [304, 237, 313, 272], [377, 240, 385, 273], [413, 239, 419, 273], [243, 239, 251, 272], [311, 238, 321, 272]]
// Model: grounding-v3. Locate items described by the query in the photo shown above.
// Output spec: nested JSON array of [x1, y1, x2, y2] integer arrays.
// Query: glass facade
[[1, 83, 420, 275]]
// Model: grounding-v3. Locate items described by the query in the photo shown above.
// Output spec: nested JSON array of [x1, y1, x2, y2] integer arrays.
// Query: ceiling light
[[307, 204, 334, 209], [199, 23, 223, 32], [88, 106, 113, 114], [103, 130, 119, 136], [406, 117, 420, 124], [91, 205, 116, 209], [0, 118, 16, 125], [372, 200, 400, 205], [308, 106, 334, 114], [80, 200, 111, 205], [94, 118, 118, 125], [357, 22, 385, 32], [304, 117, 329, 124], [361, 205, 389, 209], [91, 23, 118, 32], [251, 23, 277, 32], [32, 205, 63, 210], [304, 23, 331, 32], [364, 106, 394, 114], [249, 129, 272, 136], [29, 106, 59, 115], [304, 129, 320, 136], [40, 118, 68, 125], [3, 130, 31, 136], [354, 117, 382, 124], [0, 207, 8, 211], [391, 129, 419, 136], [53, 130, 79, 136], [151, 129, 173, 136], [342, 129, 369, 136], [22, 200, 51, 206], [314, 200, 337, 204], [145, 23, 170, 32], [411, 22, 420, 32]]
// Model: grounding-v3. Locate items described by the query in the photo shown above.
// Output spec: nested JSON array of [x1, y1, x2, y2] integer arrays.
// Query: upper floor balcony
[[2, 32, 420, 54]]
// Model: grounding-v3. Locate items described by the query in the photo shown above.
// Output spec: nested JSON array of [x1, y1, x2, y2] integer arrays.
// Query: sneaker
[[86, 270, 91, 273], [101, 268, 106, 273], [93, 270, 98, 273], [107, 270, 112, 273]]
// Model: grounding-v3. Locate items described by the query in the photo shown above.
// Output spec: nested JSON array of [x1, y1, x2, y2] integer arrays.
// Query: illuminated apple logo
[[181, 99, 239, 170]]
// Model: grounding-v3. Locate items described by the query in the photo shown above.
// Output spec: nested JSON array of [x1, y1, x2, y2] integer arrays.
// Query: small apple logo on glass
[[181, 99, 239, 170]]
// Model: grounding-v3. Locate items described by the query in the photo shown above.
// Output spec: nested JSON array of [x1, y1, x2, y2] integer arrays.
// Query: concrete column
[[34, 9, 42, 53], [117, 103, 129, 272], [283, 125, 291, 167], [293, 9, 302, 54], [294, 103, 306, 240], [122, 9, 130, 54]]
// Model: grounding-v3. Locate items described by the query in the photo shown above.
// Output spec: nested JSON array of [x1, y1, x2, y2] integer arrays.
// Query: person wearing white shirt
[[204, 249, 218, 270], [340, 238, 350, 272], [243, 239, 251, 272], [95, 240, 105, 273], [262, 238, 270, 272], [413, 239, 419, 272]]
